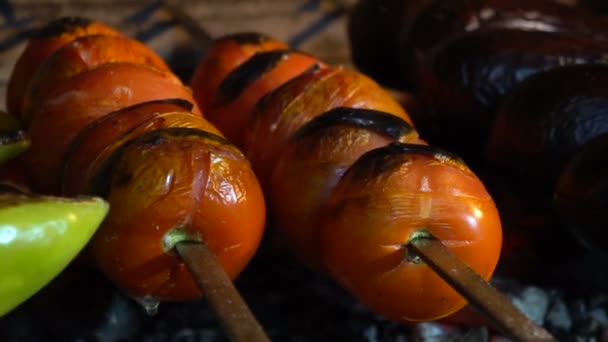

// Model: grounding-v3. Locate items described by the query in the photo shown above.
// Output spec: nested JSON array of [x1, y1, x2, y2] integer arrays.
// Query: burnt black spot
[[254, 62, 322, 113], [215, 50, 291, 106], [34, 17, 93, 38], [292, 107, 415, 142], [88, 127, 231, 197], [343, 142, 466, 182], [60, 98, 196, 189]]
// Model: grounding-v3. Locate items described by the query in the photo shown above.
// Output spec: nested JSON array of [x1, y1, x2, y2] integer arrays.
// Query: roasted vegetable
[[7, 17, 266, 304], [400, 0, 608, 87], [269, 107, 422, 270], [485, 64, 608, 205], [0, 194, 108, 316], [191, 31, 503, 324], [416, 28, 608, 163], [320, 143, 502, 321], [245, 66, 413, 187], [194, 49, 321, 148], [554, 132, 608, 257], [6, 17, 121, 120]]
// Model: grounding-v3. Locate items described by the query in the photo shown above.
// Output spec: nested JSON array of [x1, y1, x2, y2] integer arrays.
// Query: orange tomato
[[202, 50, 321, 148], [269, 108, 423, 271], [245, 66, 413, 187], [190, 32, 287, 114], [22, 34, 171, 125], [6, 17, 122, 119], [320, 143, 502, 321], [90, 128, 266, 301], [24, 63, 199, 194], [61, 99, 220, 196]]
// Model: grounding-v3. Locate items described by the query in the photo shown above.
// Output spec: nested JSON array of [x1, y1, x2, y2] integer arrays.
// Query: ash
[[1, 235, 606, 342]]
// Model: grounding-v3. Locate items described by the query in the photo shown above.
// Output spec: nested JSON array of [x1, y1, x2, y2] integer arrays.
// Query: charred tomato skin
[[6, 17, 122, 119], [21, 34, 171, 125], [245, 66, 414, 188], [90, 128, 266, 301], [190, 32, 288, 114], [24, 63, 199, 194], [60, 99, 219, 196], [320, 143, 502, 322], [269, 108, 423, 271], [203, 50, 321, 148]]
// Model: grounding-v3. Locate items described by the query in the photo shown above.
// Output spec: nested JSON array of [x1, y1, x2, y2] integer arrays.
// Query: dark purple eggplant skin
[[484, 64, 608, 206], [400, 0, 608, 88], [554, 133, 608, 257], [414, 29, 608, 166], [347, 0, 430, 89]]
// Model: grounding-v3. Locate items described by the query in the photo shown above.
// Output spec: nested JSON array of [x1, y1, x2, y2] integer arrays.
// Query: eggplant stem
[[407, 235, 556, 341], [176, 241, 271, 342]]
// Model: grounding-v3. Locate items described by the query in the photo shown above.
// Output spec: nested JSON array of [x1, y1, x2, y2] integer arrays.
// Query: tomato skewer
[[166, 4, 556, 340], [6, 16, 270, 342]]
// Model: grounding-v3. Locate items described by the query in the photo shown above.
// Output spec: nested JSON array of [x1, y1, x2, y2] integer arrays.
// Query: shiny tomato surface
[[245, 66, 413, 187], [320, 143, 502, 321], [24, 63, 198, 194], [90, 129, 266, 301], [21, 34, 170, 124], [190, 32, 287, 113], [6, 17, 121, 119]]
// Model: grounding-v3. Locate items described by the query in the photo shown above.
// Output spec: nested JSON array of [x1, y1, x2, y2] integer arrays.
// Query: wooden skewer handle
[[176, 241, 271, 342], [409, 236, 556, 341]]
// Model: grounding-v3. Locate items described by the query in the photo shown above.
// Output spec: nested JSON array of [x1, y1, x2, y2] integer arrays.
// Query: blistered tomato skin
[[245, 66, 414, 187], [204, 50, 321, 149], [60, 99, 220, 196], [320, 143, 502, 322], [6, 17, 121, 119], [21, 34, 171, 124], [269, 108, 423, 271], [24, 63, 199, 194], [190, 32, 288, 114], [90, 129, 265, 301]]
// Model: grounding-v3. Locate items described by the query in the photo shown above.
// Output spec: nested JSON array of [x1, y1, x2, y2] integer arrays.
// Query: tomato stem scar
[[162, 225, 201, 255], [405, 228, 432, 264]]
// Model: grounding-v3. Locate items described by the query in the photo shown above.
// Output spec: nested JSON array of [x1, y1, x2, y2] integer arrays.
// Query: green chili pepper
[[0, 194, 109, 316]]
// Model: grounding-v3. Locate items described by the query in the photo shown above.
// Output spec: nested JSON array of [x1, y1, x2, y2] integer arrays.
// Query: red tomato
[[90, 129, 266, 301], [60, 99, 221, 196], [190, 32, 288, 113], [6, 17, 122, 119], [320, 143, 502, 321], [21, 34, 171, 124], [24, 63, 199, 194], [245, 66, 414, 187], [203, 50, 321, 148], [269, 108, 423, 271]]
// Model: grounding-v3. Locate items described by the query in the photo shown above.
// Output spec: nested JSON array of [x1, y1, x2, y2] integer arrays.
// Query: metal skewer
[[176, 241, 271, 342]]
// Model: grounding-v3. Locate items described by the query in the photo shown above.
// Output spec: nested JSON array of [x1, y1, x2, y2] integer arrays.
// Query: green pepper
[[0, 193, 109, 316]]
